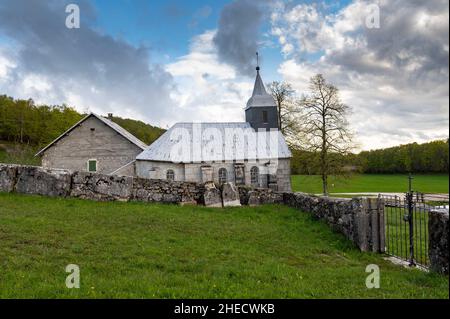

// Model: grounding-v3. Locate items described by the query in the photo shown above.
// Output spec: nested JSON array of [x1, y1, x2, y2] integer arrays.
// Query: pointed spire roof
[[251, 70, 268, 96], [246, 57, 276, 110]]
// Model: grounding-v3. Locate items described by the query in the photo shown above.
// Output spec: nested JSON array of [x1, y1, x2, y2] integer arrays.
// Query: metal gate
[[380, 176, 433, 268], [381, 193, 430, 267]]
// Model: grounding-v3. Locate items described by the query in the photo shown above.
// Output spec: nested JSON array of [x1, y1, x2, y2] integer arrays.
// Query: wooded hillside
[[0, 95, 165, 147]]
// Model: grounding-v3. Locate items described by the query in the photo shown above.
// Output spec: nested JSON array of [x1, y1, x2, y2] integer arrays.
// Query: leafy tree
[[298, 74, 355, 195]]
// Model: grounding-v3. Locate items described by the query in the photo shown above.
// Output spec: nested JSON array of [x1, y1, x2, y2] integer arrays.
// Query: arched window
[[250, 166, 259, 186], [218, 168, 227, 184], [166, 169, 175, 181]]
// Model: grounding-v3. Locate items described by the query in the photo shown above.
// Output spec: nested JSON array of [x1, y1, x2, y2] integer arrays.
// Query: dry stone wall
[[132, 177, 204, 204], [71, 171, 133, 201]]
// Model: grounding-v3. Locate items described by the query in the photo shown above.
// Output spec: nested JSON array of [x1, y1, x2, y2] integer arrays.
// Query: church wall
[[186, 162, 264, 185], [184, 164, 202, 183], [136, 159, 291, 191], [185, 162, 237, 184], [41, 116, 142, 176], [276, 158, 292, 192], [135, 160, 185, 181]]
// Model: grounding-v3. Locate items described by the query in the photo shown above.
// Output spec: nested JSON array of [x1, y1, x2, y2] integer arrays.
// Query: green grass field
[[291, 174, 449, 194], [0, 193, 447, 298]]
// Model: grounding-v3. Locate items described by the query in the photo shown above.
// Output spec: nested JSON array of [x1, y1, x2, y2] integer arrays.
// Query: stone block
[[221, 182, 241, 207], [15, 166, 71, 197], [71, 171, 133, 201], [203, 182, 222, 207], [429, 209, 449, 274], [0, 164, 18, 192], [247, 191, 260, 206]]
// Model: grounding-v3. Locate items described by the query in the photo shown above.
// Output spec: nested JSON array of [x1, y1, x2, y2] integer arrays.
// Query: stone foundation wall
[[238, 186, 284, 206], [132, 177, 204, 204], [428, 209, 449, 274], [0, 164, 207, 205]]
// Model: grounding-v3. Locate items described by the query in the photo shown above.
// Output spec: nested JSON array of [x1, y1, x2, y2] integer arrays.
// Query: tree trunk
[[322, 173, 328, 196], [321, 111, 328, 195]]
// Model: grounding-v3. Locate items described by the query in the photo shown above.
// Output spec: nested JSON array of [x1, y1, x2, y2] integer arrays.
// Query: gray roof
[[136, 122, 291, 163], [35, 113, 147, 156], [245, 70, 276, 110]]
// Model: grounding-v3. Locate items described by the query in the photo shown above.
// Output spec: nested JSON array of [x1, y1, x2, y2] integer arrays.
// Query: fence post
[[378, 197, 386, 253], [369, 197, 385, 253], [407, 175, 416, 267], [356, 198, 371, 252], [357, 197, 385, 253]]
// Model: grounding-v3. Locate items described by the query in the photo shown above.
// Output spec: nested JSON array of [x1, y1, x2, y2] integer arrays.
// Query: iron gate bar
[[407, 191, 415, 266], [379, 176, 437, 269]]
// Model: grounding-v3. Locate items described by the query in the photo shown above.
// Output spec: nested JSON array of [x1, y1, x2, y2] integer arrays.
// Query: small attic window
[[90, 127, 95, 132], [87, 159, 97, 172], [262, 111, 268, 124]]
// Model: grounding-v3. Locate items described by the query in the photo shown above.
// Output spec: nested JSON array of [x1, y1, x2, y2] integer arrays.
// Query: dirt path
[[324, 192, 449, 202]]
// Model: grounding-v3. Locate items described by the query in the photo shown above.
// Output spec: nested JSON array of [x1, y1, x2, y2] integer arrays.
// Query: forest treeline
[[1, 95, 448, 174], [291, 139, 449, 174], [355, 139, 449, 174], [0, 95, 165, 147]]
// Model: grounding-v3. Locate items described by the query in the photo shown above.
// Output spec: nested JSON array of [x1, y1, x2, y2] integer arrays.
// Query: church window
[[166, 169, 175, 181], [262, 111, 268, 123], [218, 168, 227, 184], [250, 166, 259, 186]]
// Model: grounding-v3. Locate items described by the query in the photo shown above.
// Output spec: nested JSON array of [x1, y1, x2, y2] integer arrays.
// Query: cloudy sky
[[0, 0, 448, 150]]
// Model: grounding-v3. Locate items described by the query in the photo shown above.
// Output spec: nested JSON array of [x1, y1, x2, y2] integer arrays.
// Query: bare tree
[[268, 81, 302, 149], [298, 74, 355, 195]]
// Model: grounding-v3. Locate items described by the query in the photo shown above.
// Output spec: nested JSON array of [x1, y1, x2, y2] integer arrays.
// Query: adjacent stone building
[[36, 113, 147, 176]]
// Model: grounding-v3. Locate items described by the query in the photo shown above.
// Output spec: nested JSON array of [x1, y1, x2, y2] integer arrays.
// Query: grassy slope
[[291, 174, 449, 194], [0, 193, 447, 299]]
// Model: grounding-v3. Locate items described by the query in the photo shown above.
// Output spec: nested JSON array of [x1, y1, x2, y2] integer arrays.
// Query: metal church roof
[[136, 122, 291, 163], [245, 68, 276, 110]]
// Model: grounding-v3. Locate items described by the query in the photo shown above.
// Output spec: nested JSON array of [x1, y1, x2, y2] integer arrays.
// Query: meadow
[[291, 174, 449, 194], [0, 193, 448, 299]]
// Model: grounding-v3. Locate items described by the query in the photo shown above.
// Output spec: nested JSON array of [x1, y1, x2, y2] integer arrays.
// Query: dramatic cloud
[[0, 0, 177, 125], [166, 30, 252, 123], [0, 0, 447, 150], [213, 0, 267, 76], [271, 0, 449, 150]]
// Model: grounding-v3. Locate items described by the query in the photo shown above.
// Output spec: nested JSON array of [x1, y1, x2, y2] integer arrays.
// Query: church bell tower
[[245, 53, 279, 131]]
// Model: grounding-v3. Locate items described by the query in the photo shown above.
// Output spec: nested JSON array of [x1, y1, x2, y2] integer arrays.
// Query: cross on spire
[[256, 51, 260, 72]]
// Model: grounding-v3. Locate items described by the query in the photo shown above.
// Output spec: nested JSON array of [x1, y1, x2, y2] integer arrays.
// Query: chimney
[[108, 113, 113, 119]]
